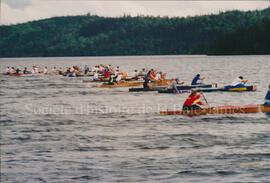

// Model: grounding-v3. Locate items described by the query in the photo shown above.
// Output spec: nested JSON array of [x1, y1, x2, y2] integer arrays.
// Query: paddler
[[83, 65, 88, 75], [143, 75, 150, 89], [15, 68, 21, 74], [160, 72, 167, 81], [108, 74, 116, 85], [104, 66, 109, 78], [11, 67, 16, 74], [131, 69, 138, 79], [58, 67, 63, 75], [139, 68, 146, 76], [147, 69, 156, 81], [52, 66, 57, 73], [23, 67, 29, 74], [224, 76, 248, 90], [155, 72, 161, 81], [5, 67, 10, 74], [31, 67, 35, 74], [182, 90, 207, 110], [264, 85, 270, 106], [44, 67, 48, 74], [168, 78, 183, 93], [93, 71, 99, 81], [115, 73, 124, 84], [231, 76, 248, 87], [191, 74, 205, 85]]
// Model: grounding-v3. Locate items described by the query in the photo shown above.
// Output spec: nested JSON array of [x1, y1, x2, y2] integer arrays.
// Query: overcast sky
[[1, 0, 269, 25]]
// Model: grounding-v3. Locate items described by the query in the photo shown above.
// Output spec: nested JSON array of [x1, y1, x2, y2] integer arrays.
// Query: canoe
[[129, 83, 217, 92], [83, 78, 109, 82], [158, 85, 256, 93], [92, 79, 173, 88], [7, 73, 24, 76], [160, 104, 270, 116], [129, 86, 166, 92], [1, 73, 35, 77], [83, 77, 143, 83], [195, 85, 256, 92]]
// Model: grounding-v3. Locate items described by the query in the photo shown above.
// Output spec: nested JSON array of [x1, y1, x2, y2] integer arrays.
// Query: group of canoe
[[156, 75, 269, 116], [3, 64, 145, 78], [86, 68, 269, 117], [160, 87, 270, 117], [4, 64, 269, 117]]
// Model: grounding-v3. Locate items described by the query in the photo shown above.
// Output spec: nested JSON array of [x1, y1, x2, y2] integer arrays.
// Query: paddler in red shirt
[[182, 90, 206, 110]]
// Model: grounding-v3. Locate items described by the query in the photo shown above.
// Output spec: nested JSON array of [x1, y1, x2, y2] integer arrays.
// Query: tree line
[[1, 8, 270, 57]]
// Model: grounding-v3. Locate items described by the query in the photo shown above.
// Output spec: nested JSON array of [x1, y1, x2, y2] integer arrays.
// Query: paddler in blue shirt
[[143, 75, 150, 89], [264, 85, 270, 106], [191, 74, 205, 85]]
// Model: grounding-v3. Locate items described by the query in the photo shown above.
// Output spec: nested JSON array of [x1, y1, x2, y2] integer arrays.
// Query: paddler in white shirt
[[131, 69, 138, 79], [93, 71, 99, 80], [155, 72, 162, 81], [115, 74, 123, 84], [11, 67, 16, 74], [231, 76, 248, 86], [35, 66, 39, 73], [31, 67, 35, 74], [5, 67, 10, 74], [44, 67, 49, 74], [52, 66, 57, 73]]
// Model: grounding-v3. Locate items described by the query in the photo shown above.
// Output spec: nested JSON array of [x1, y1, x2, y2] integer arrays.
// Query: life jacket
[[104, 70, 109, 78], [108, 75, 115, 84], [183, 95, 203, 106]]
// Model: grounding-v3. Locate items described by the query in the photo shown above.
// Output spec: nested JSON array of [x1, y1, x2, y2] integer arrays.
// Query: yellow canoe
[[92, 79, 173, 88]]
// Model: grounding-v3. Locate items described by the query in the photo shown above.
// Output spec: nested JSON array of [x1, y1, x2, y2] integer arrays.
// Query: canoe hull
[[129, 83, 217, 92], [158, 85, 256, 93], [160, 104, 270, 116], [83, 78, 142, 83], [93, 79, 173, 88]]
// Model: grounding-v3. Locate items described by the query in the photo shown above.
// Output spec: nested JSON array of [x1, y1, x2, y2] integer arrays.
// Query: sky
[[0, 0, 269, 25]]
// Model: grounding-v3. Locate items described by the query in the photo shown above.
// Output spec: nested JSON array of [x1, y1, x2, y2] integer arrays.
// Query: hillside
[[208, 20, 270, 55], [1, 8, 270, 57]]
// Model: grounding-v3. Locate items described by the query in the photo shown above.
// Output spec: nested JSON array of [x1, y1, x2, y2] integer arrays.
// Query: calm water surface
[[1, 55, 270, 183]]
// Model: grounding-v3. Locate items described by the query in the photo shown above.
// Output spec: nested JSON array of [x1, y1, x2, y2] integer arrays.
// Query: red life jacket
[[183, 94, 203, 106], [104, 70, 109, 78]]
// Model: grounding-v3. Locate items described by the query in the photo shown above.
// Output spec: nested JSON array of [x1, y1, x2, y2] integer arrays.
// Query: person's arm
[[200, 77, 205, 80], [174, 83, 180, 93]]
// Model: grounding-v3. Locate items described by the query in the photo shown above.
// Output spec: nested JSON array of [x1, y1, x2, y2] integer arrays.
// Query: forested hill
[[1, 8, 270, 57], [207, 21, 270, 55]]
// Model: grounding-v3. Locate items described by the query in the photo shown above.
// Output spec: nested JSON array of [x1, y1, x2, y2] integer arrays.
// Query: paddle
[[201, 92, 212, 109], [201, 92, 209, 105]]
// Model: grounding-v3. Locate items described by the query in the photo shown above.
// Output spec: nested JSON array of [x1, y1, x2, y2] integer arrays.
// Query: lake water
[[1, 55, 270, 183]]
